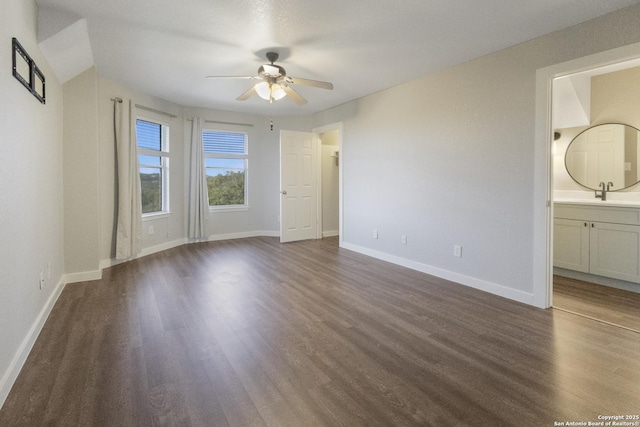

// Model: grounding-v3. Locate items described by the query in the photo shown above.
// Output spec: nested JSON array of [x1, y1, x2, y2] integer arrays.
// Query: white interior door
[[567, 124, 625, 188], [589, 124, 624, 189], [280, 130, 318, 243]]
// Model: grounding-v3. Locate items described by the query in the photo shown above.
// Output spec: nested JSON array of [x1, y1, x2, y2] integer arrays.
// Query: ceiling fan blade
[[206, 75, 259, 80], [286, 76, 333, 90], [282, 85, 307, 105], [236, 86, 257, 101]]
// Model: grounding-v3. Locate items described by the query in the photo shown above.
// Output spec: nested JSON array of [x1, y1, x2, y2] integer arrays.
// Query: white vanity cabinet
[[554, 203, 640, 283], [554, 218, 590, 273]]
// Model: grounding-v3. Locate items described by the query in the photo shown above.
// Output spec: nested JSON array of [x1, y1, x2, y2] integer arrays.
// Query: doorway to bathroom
[[549, 53, 640, 332]]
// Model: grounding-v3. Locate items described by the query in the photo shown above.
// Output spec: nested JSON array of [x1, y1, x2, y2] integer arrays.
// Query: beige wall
[[555, 65, 640, 193], [63, 67, 100, 274], [592, 66, 640, 126]]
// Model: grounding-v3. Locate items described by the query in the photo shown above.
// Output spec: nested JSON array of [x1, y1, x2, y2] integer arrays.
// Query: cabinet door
[[553, 218, 589, 272], [590, 222, 640, 283]]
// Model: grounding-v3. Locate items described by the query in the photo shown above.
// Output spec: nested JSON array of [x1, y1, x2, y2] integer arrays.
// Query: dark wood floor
[[553, 275, 640, 332], [1, 237, 639, 426]]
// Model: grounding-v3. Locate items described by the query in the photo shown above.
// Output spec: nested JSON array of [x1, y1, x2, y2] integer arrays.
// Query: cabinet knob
[[584, 222, 588, 227], [591, 223, 595, 228]]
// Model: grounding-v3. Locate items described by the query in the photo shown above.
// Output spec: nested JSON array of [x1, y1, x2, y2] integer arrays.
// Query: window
[[203, 130, 248, 208], [136, 119, 169, 215]]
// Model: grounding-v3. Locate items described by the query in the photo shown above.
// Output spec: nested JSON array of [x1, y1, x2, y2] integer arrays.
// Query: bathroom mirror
[[565, 123, 640, 191]]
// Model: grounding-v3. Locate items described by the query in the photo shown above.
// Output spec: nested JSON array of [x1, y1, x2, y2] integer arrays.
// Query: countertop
[[554, 198, 640, 208]]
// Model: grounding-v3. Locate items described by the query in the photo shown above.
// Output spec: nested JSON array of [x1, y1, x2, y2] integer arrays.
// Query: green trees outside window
[[203, 130, 247, 208], [137, 119, 168, 214]]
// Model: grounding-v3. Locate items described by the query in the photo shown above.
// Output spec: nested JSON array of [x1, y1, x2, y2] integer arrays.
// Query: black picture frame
[[12, 38, 46, 104], [33, 64, 46, 103]]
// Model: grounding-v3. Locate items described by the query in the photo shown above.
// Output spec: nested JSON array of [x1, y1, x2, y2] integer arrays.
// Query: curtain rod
[[110, 98, 176, 118], [186, 118, 254, 128], [135, 104, 177, 119]]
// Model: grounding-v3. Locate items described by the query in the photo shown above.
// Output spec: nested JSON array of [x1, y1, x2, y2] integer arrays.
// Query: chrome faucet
[[595, 181, 614, 201]]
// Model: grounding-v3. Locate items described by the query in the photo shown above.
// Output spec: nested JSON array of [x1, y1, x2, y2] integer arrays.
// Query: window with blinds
[[203, 130, 248, 208], [136, 119, 169, 215]]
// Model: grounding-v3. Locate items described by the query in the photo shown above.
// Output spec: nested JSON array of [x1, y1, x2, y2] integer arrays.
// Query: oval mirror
[[565, 123, 640, 191]]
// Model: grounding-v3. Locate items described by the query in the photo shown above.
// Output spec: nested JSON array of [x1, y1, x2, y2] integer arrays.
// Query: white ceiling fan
[[206, 51, 333, 105]]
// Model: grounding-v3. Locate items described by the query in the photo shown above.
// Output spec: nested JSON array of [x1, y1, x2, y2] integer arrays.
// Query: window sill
[[142, 212, 171, 221], [209, 206, 250, 213]]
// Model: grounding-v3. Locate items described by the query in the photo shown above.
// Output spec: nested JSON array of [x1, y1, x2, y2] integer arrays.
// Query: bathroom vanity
[[552, 122, 640, 291], [554, 201, 640, 283]]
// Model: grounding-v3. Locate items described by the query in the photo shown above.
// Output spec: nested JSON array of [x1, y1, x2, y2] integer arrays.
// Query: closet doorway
[[313, 122, 343, 244]]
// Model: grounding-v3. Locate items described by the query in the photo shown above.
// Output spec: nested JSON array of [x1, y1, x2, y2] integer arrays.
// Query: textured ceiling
[[36, 0, 640, 115]]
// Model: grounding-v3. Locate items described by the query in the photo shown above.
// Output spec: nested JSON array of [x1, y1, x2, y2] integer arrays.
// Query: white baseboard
[[207, 230, 279, 241], [99, 237, 188, 270], [65, 269, 102, 284], [139, 238, 188, 257], [0, 276, 66, 409], [322, 230, 339, 238], [97, 232, 280, 270], [340, 242, 536, 307]]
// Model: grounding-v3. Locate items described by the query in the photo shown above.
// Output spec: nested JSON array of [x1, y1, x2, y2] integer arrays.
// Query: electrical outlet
[[148, 225, 154, 235], [401, 234, 407, 245], [373, 229, 378, 239], [454, 245, 462, 258], [39, 272, 45, 289]]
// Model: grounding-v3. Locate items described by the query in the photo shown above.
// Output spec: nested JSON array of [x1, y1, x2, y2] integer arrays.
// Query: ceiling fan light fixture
[[271, 83, 286, 100], [255, 81, 271, 100], [208, 51, 332, 105], [255, 81, 287, 102]]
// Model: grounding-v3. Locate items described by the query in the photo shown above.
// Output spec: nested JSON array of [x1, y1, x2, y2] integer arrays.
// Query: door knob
[[281, 190, 287, 195]]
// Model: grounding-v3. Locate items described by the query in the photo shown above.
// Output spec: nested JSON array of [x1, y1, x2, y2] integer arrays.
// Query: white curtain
[[114, 99, 142, 259], [188, 117, 209, 239]]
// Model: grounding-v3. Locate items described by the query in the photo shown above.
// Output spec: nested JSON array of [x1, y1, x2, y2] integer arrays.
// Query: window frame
[[202, 129, 249, 211], [136, 117, 170, 218]]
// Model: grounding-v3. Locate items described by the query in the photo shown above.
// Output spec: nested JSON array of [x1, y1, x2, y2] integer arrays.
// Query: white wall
[[313, 3, 640, 306], [0, 0, 65, 407]]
